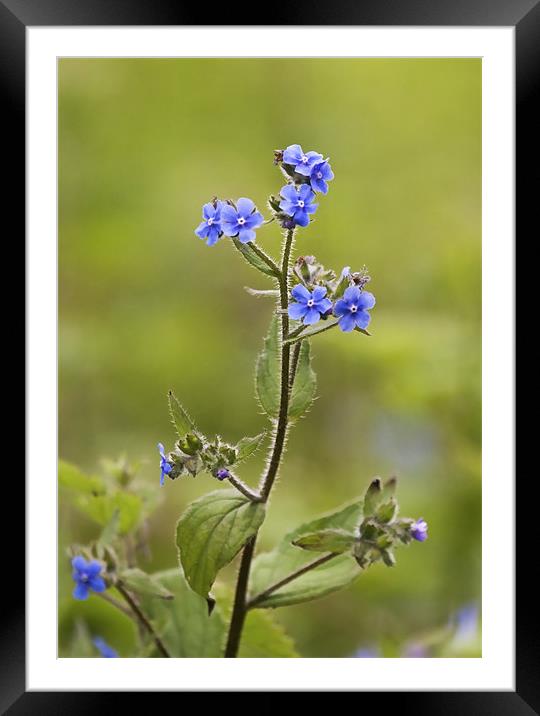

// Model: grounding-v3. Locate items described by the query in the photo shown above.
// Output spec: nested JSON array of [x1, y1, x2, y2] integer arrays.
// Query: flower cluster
[[288, 263, 376, 333], [195, 198, 264, 247], [272, 143, 334, 229], [157, 434, 238, 486], [71, 556, 107, 600]]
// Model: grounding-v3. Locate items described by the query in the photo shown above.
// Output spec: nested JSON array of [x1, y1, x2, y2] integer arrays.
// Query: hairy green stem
[[116, 582, 171, 658], [227, 472, 262, 502], [246, 552, 339, 609], [289, 340, 302, 390], [224, 229, 295, 658]]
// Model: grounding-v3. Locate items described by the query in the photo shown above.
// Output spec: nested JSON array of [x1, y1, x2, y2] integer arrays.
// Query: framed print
[[8, 0, 533, 709]]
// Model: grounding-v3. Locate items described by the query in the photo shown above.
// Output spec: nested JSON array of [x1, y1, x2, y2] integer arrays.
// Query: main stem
[[224, 229, 295, 658]]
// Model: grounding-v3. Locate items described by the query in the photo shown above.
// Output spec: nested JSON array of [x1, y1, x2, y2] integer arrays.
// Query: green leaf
[[288, 340, 317, 420], [232, 238, 279, 277], [140, 569, 226, 657], [98, 508, 120, 546], [240, 610, 299, 657], [354, 325, 372, 336], [245, 286, 280, 298], [77, 491, 142, 535], [59, 460, 105, 496], [250, 500, 364, 608], [284, 320, 340, 345], [168, 390, 197, 438], [213, 582, 299, 657], [364, 477, 383, 515], [176, 489, 266, 599], [235, 432, 266, 463], [119, 568, 174, 600], [255, 315, 281, 418], [292, 528, 356, 554]]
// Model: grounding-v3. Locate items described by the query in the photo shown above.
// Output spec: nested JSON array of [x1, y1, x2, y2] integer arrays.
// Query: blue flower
[[352, 646, 381, 658], [411, 518, 428, 542], [289, 284, 332, 325], [93, 636, 119, 658], [221, 198, 264, 244], [158, 442, 173, 487], [282, 144, 323, 177], [334, 286, 376, 332], [195, 201, 223, 247], [71, 556, 106, 600], [215, 468, 230, 481], [279, 184, 318, 227], [310, 159, 334, 194]]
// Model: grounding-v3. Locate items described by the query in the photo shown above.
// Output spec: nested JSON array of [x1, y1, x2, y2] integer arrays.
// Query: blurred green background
[[58, 58, 481, 658]]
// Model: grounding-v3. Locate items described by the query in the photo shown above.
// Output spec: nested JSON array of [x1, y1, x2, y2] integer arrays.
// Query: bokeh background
[[58, 58, 481, 658]]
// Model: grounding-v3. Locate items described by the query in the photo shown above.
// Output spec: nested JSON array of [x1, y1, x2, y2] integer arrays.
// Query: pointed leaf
[[59, 460, 105, 496], [168, 390, 197, 438], [245, 286, 280, 298], [249, 500, 364, 608], [176, 489, 266, 599], [98, 508, 120, 546], [119, 568, 174, 600], [235, 432, 266, 463], [292, 528, 356, 554], [288, 340, 317, 420], [284, 320, 340, 345], [255, 315, 281, 418], [140, 569, 226, 657], [232, 238, 279, 277]]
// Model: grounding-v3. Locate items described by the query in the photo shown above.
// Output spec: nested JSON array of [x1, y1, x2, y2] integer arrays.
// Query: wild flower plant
[[60, 144, 427, 658]]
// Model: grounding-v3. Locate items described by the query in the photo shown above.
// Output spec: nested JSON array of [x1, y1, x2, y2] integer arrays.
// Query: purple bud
[[411, 518, 428, 542], [215, 468, 230, 481]]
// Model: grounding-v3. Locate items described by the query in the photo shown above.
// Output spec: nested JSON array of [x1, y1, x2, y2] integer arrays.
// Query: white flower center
[[238, 217, 246, 225], [351, 305, 358, 313], [317, 171, 323, 179], [80, 573, 89, 582], [297, 200, 305, 208], [207, 218, 214, 226], [307, 299, 314, 308], [301, 155, 308, 163]]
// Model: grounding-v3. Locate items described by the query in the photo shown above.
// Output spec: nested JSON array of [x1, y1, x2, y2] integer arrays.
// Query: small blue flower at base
[[71, 556, 106, 600], [334, 286, 376, 332], [195, 201, 223, 247], [221, 198, 264, 244], [158, 442, 173, 487], [282, 144, 323, 176], [310, 160, 334, 194], [279, 184, 318, 227], [214, 468, 230, 481], [93, 636, 119, 658], [289, 284, 332, 325], [411, 518, 428, 542]]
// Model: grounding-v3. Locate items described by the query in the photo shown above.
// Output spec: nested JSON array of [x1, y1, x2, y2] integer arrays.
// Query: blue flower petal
[[334, 299, 349, 317], [238, 228, 256, 244], [311, 285, 327, 302], [245, 211, 264, 229], [343, 285, 361, 304], [206, 226, 221, 246], [279, 199, 296, 216], [293, 209, 310, 227], [89, 576, 106, 593], [202, 202, 216, 220], [354, 310, 371, 330], [280, 184, 298, 202], [298, 184, 314, 201], [303, 308, 321, 325], [289, 302, 309, 320], [291, 284, 311, 303], [86, 561, 103, 578], [357, 291, 376, 310], [158, 442, 166, 457], [72, 555, 88, 572], [195, 222, 209, 239], [311, 176, 328, 194], [315, 298, 333, 314], [305, 202, 318, 215], [338, 313, 357, 332], [73, 582, 89, 600], [283, 144, 303, 165], [236, 197, 255, 218]]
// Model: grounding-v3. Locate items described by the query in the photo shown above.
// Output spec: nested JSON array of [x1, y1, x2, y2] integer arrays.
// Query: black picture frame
[[8, 0, 532, 710]]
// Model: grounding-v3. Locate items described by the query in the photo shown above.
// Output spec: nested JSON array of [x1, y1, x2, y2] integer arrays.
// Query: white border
[[27, 27, 514, 691]]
